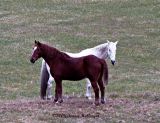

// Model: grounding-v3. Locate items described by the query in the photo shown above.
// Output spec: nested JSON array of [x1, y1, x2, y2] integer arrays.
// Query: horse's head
[[107, 40, 118, 66], [30, 40, 42, 63]]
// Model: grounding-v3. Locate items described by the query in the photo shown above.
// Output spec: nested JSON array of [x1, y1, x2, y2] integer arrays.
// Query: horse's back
[[65, 48, 92, 58]]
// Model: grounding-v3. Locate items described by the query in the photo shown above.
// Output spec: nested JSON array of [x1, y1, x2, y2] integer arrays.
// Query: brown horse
[[30, 41, 108, 105]]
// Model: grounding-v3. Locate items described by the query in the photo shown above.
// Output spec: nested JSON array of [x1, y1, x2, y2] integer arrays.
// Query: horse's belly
[[62, 72, 85, 81]]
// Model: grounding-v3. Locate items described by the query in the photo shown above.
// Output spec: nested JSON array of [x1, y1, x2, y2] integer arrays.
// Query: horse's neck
[[41, 45, 62, 66], [92, 43, 109, 59]]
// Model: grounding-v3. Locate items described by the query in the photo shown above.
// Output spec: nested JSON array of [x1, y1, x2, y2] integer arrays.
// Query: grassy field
[[0, 0, 160, 122]]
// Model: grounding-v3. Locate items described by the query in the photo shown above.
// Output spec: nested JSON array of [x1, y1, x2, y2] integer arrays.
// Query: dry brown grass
[[0, 97, 159, 123]]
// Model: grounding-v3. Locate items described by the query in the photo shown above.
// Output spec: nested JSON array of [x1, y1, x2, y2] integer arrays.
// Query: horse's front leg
[[57, 80, 63, 103], [54, 79, 63, 103], [54, 83, 58, 102]]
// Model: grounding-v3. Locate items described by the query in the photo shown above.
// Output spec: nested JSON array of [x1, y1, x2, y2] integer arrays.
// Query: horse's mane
[[41, 43, 70, 60], [93, 43, 108, 51]]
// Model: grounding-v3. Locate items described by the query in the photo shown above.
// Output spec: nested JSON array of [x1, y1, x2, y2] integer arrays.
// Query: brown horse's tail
[[40, 60, 49, 99], [101, 60, 109, 85]]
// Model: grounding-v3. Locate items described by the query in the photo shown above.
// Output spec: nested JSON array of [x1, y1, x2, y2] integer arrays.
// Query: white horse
[[40, 40, 118, 100]]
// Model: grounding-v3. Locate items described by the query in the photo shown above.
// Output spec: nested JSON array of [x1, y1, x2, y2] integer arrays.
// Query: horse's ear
[[35, 40, 41, 46], [35, 40, 37, 44], [115, 41, 119, 45], [37, 41, 41, 46]]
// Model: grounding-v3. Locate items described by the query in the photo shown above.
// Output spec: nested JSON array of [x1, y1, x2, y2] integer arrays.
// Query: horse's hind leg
[[46, 76, 54, 100], [98, 79, 105, 104], [85, 78, 92, 100], [89, 79, 100, 105]]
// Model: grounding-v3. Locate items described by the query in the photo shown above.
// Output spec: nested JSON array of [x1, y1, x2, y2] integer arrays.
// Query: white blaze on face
[[32, 46, 37, 56], [33, 46, 37, 51]]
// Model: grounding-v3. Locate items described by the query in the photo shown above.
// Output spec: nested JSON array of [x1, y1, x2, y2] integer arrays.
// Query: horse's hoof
[[101, 99, 106, 104], [41, 96, 46, 100], [94, 101, 100, 106], [47, 95, 52, 100], [86, 96, 92, 100], [54, 98, 58, 102], [47, 97, 52, 100], [58, 99, 63, 103]]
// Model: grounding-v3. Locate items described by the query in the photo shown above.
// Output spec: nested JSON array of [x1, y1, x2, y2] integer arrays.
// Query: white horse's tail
[[40, 60, 49, 99]]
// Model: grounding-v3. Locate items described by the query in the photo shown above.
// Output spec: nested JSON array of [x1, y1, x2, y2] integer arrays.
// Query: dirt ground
[[0, 96, 160, 123]]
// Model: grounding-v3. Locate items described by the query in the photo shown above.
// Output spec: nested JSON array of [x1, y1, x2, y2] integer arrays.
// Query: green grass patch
[[0, 0, 159, 99]]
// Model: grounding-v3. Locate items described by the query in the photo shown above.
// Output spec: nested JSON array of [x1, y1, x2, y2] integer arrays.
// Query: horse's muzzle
[[111, 60, 115, 66], [30, 58, 35, 63]]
